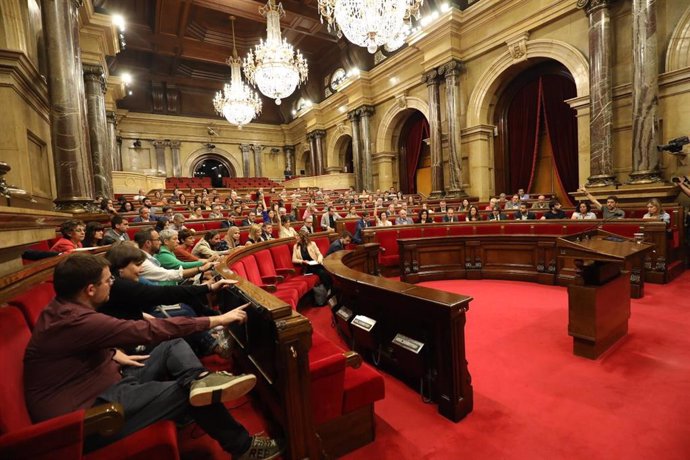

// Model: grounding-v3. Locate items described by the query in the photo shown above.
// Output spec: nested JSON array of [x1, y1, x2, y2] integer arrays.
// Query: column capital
[[239, 143, 252, 154], [347, 110, 360, 122], [152, 140, 169, 149], [438, 59, 464, 78], [312, 129, 327, 139], [71, 0, 84, 8], [106, 111, 117, 124], [283, 144, 295, 153], [421, 69, 440, 86], [83, 64, 106, 93], [251, 144, 264, 152], [170, 140, 181, 149], [355, 105, 375, 118], [579, 0, 614, 15]]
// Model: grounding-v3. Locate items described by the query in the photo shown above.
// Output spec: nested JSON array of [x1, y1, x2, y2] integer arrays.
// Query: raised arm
[[578, 184, 603, 210]]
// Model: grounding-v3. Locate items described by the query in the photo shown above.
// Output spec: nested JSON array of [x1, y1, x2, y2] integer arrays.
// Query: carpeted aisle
[[303, 271, 690, 460]]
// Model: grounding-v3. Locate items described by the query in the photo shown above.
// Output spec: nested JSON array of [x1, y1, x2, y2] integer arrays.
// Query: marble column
[[628, 0, 661, 184], [422, 69, 444, 197], [83, 64, 112, 199], [240, 144, 252, 177], [41, 0, 95, 212], [170, 140, 181, 177], [580, 0, 617, 187], [438, 59, 466, 197], [313, 130, 326, 176], [152, 140, 167, 176], [106, 111, 121, 171], [283, 145, 295, 176], [252, 144, 264, 177], [307, 133, 317, 176], [357, 106, 375, 192], [348, 111, 363, 191]]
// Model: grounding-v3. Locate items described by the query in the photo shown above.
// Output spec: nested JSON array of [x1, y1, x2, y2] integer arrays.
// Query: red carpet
[[303, 272, 690, 460]]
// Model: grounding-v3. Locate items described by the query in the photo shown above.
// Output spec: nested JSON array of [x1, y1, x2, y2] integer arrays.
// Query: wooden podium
[[557, 229, 654, 359]]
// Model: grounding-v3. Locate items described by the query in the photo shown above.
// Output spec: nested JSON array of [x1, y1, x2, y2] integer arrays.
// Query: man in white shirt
[[133, 228, 212, 285]]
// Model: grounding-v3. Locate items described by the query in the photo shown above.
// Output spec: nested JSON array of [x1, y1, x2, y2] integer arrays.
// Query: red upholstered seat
[[254, 249, 311, 297], [242, 255, 299, 308], [534, 223, 564, 235], [312, 236, 331, 256], [204, 221, 222, 230], [475, 223, 502, 235], [422, 226, 448, 238], [504, 223, 534, 235], [448, 224, 475, 235], [185, 222, 205, 232], [8, 281, 55, 328], [0, 307, 180, 460], [342, 363, 385, 414], [309, 332, 347, 425]]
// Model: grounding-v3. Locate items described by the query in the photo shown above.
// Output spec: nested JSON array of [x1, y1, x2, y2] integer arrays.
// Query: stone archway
[[666, 5, 690, 72], [376, 96, 430, 153], [326, 124, 353, 168], [183, 148, 241, 177], [467, 39, 589, 126], [464, 38, 589, 199], [333, 134, 353, 172]]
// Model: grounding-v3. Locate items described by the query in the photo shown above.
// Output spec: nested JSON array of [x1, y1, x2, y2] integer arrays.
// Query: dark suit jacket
[[442, 216, 458, 222], [514, 211, 536, 220], [353, 219, 369, 243]]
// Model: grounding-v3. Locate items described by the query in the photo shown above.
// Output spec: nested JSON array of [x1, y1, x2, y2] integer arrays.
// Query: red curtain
[[404, 113, 429, 194], [540, 74, 578, 201], [507, 78, 541, 194]]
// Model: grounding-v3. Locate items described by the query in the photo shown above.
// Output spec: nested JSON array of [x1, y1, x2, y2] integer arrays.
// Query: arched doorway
[[191, 154, 235, 188], [301, 151, 312, 176], [494, 61, 578, 204], [397, 110, 430, 194], [336, 135, 353, 173]]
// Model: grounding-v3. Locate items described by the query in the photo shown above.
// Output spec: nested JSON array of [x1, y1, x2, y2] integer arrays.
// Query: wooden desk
[[324, 249, 474, 422]]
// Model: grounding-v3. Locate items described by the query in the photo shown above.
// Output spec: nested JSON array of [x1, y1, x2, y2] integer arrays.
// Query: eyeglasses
[[98, 275, 115, 286]]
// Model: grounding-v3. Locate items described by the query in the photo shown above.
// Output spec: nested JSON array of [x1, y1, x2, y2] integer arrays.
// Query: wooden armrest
[[344, 351, 362, 369], [275, 267, 296, 275], [84, 402, 124, 437], [261, 284, 277, 293], [261, 275, 285, 283]]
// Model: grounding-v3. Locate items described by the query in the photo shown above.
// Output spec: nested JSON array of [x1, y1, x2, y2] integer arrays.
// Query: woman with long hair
[[418, 209, 433, 224], [292, 230, 331, 291], [643, 198, 671, 224], [223, 226, 242, 250], [277, 212, 298, 239], [375, 207, 392, 226], [83, 222, 104, 247], [466, 205, 481, 222], [245, 224, 263, 245], [571, 201, 597, 220]]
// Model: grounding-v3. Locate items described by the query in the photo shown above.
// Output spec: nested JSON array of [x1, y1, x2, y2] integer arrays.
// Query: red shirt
[[49, 238, 82, 253], [24, 297, 210, 422]]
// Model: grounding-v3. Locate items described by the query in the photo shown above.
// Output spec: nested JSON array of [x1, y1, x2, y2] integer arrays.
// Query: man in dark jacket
[[326, 231, 353, 256]]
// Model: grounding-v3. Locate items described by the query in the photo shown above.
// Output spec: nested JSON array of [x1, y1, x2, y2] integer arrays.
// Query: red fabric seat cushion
[[342, 362, 385, 414]]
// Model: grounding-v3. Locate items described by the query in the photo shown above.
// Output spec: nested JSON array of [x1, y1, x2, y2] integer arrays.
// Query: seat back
[[254, 250, 278, 278], [0, 307, 34, 433], [241, 255, 264, 285], [8, 282, 55, 329], [312, 236, 331, 256], [269, 244, 294, 271]]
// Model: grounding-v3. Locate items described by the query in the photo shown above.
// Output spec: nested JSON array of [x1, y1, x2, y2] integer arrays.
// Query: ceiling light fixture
[[317, 0, 423, 54], [243, 0, 308, 105], [213, 16, 262, 129]]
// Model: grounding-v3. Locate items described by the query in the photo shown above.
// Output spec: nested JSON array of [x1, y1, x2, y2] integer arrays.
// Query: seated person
[[488, 206, 508, 221], [578, 186, 625, 218], [484, 197, 498, 211], [292, 230, 331, 291], [419, 209, 434, 223], [170, 213, 190, 232], [320, 206, 340, 232], [188, 206, 204, 220], [504, 194, 520, 210], [571, 201, 597, 220], [442, 208, 459, 222], [175, 229, 201, 262], [192, 230, 227, 259], [208, 205, 224, 220], [242, 212, 257, 227], [260, 222, 274, 241], [326, 231, 353, 256], [24, 253, 281, 459], [102, 243, 232, 358], [643, 198, 671, 224], [156, 228, 211, 271], [518, 188, 530, 201], [541, 200, 566, 219], [457, 199, 471, 212], [50, 219, 85, 253], [244, 224, 263, 245], [395, 209, 414, 225], [83, 222, 105, 247], [531, 195, 548, 209], [132, 206, 154, 223], [353, 211, 371, 243], [300, 216, 316, 234], [277, 213, 298, 239], [514, 203, 536, 220], [466, 205, 481, 221]]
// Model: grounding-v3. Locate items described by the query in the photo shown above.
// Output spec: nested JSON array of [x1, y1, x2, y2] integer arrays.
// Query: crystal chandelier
[[243, 0, 308, 105], [317, 0, 423, 54], [213, 17, 262, 129]]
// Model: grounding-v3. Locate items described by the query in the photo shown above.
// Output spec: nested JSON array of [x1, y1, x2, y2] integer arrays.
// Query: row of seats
[[222, 177, 280, 189], [165, 177, 212, 189], [222, 236, 385, 448]]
